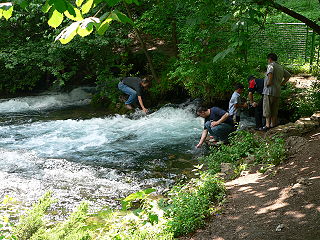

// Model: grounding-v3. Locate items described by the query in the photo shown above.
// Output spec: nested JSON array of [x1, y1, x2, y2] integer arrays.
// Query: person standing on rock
[[262, 53, 291, 130], [247, 75, 265, 130], [118, 77, 150, 113], [196, 106, 234, 148]]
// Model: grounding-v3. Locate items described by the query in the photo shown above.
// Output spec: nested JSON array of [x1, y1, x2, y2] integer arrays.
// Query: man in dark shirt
[[196, 106, 234, 148], [118, 77, 149, 113], [248, 75, 264, 129]]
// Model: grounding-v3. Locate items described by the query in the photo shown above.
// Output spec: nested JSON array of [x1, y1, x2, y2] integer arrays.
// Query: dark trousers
[[254, 98, 264, 128]]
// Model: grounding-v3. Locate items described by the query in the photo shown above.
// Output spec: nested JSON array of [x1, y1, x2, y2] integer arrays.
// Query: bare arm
[[137, 96, 148, 113], [196, 129, 208, 148], [281, 70, 291, 86], [267, 73, 273, 86], [212, 112, 230, 127], [248, 92, 254, 103]]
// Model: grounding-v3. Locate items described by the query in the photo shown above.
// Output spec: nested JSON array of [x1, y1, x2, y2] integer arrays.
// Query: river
[[0, 88, 206, 214]]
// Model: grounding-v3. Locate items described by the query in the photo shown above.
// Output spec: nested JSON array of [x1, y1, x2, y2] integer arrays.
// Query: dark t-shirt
[[204, 107, 234, 129], [248, 78, 264, 95], [122, 77, 142, 96]]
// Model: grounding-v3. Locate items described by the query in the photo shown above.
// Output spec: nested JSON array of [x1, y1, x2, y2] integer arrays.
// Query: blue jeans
[[204, 121, 234, 142], [118, 82, 137, 105]]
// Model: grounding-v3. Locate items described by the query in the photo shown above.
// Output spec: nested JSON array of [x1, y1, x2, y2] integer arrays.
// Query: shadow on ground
[[181, 128, 320, 240]]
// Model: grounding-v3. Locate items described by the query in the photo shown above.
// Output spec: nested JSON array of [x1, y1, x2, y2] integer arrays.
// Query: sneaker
[[258, 126, 270, 131]]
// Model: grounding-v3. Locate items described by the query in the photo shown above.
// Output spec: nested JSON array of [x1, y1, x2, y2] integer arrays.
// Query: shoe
[[258, 126, 270, 131], [125, 104, 133, 110]]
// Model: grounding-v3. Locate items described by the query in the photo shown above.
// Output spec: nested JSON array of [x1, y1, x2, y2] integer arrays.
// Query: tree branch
[[254, 0, 320, 34]]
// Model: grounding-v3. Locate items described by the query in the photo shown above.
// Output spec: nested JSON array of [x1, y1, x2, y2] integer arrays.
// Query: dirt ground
[[181, 127, 320, 240]]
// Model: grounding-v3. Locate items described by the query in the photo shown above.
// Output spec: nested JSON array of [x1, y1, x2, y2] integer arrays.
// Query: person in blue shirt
[[196, 106, 234, 148], [228, 83, 247, 129]]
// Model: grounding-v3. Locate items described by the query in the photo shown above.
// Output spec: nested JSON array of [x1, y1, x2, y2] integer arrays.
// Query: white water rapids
[[0, 88, 204, 213]]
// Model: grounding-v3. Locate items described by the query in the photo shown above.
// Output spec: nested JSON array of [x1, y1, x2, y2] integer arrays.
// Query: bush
[[202, 131, 286, 175]]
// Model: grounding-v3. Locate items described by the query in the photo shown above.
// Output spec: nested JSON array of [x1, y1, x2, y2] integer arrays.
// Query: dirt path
[[181, 128, 320, 240]]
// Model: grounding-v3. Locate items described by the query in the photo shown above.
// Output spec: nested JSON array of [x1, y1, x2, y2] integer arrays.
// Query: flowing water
[[0, 88, 205, 214]]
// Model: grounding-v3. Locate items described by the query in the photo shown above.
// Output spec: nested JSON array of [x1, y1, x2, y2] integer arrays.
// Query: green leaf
[[148, 213, 159, 224], [76, 0, 85, 7], [77, 17, 98, 36], [64, 8, 83, 21], [143, 188, 156, 194], [0, 9, 3, 19], [124, 0, 132, 3], [110, 10, 133, 24], [212, 47, 235, 63], [42, 1, 52, 13], [53, 0, 67, 13], [81, 0, 93, 14], [48, 9, 64, 28], [0, 2, 13, 11], [3, 6, 13, 20], [97, 17, 112, 35], [132, 0, 140, 5], [55, 21, 80, 44], [106, 0, 121, 7], [18, 0, 28, 9], [65, 2, 76, 17]]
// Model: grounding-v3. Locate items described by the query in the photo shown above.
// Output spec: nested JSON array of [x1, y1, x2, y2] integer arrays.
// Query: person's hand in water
[[196, 143, 202, 148], [142, 108, 148, 114]]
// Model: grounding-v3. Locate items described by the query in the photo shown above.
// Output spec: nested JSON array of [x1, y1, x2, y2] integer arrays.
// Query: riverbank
[[181, 123, 320, 240]]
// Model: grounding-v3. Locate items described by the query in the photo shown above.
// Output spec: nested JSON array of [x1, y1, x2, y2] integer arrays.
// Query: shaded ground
[[181, 127, 320, 240]]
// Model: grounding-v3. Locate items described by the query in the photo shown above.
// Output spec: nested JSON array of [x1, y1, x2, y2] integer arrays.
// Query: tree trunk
[[255, 0, 320, 34], [124, 3, 159, 83]]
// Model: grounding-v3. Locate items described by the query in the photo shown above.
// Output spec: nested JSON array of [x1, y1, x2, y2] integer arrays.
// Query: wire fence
[[248, 23, 319, 67]]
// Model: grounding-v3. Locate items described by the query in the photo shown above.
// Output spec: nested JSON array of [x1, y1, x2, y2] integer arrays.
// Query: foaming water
[[0, 87, 92, 113], [0, 101, 202, 211]]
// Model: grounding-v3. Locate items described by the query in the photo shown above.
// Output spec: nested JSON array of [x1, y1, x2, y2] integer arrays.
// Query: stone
[[240, 171, 249, 176], [243, 155, 255, 164], [276, 224, 285, 232], [220, 163, 233, 173], [285, 136, 307, 154], [311, 111, 320, 122]]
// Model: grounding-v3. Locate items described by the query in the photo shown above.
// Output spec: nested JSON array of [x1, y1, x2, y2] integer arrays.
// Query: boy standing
[[228, 83, 247, 129]]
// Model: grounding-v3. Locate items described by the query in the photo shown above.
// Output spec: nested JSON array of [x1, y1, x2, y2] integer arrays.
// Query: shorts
[[263, 95, 280, 118]]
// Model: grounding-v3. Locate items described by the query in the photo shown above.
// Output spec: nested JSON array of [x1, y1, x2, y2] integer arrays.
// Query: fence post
[[310, 31, 316, 71], [305, 26, 309, 64]]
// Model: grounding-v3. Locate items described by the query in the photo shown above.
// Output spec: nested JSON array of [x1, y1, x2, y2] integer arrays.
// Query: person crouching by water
[[118, 77, 150, 113], [196, 106, 234, 148]]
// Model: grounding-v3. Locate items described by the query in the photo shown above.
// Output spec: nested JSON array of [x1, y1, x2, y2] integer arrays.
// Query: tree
[[252, 0, 320, 34]]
